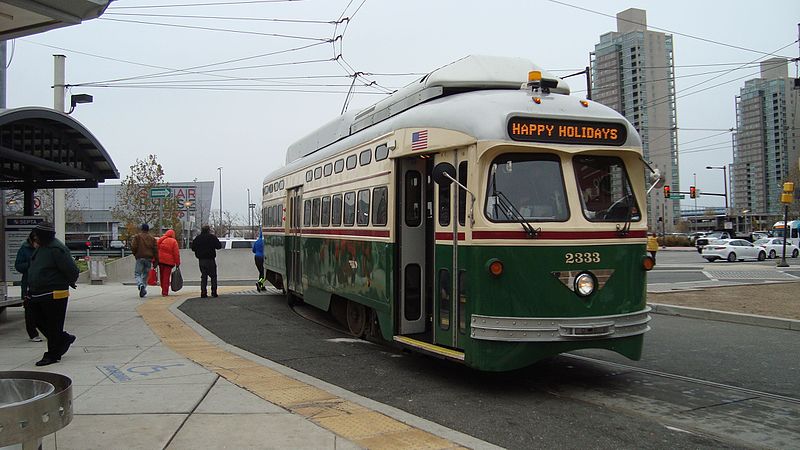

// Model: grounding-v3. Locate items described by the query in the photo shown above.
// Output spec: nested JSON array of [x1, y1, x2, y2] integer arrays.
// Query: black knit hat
[[141, 223, 150, 231], [34, 222, 56, 233]]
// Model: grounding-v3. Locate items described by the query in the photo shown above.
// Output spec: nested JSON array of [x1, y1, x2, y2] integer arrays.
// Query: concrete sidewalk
[[0, 283, 496, 450]]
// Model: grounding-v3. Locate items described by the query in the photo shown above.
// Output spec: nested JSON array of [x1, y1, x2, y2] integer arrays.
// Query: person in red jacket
[[156, 229, 180, 296]]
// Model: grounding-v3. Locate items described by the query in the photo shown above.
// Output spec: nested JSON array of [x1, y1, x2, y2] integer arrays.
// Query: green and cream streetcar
[[261, 55, 656, 372]]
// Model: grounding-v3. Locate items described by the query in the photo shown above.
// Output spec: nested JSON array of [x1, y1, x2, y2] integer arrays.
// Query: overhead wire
[[546, 0, 795, 59], [98, 17, 329, 41], [102, 13, 334, 25], [108, 1, 304, 9]]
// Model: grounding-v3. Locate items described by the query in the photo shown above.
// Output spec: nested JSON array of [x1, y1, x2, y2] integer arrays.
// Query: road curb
[[650, 303, 800, 331]]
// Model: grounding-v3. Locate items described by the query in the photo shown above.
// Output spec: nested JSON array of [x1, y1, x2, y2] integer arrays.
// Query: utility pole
[[247, 188, 251, 238], [53, 55, 66, 243]]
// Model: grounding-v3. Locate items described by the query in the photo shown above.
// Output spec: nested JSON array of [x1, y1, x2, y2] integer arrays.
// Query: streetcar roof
[[285, 55, 569, 165]]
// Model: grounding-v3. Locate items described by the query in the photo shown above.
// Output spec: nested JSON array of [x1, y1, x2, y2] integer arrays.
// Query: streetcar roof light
[[533, 97, 542, 104], [528, 70, 542, 82], [579, 100, 589, 107]]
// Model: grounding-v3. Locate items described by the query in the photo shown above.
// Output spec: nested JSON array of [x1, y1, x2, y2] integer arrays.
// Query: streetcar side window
[[279, 180, 284, 190], [303, 200, 312, 227], [278, 203, 283, 225], [405, 171, 422, 227], [357, 189, 370, 226], [375, 144, 389, 161], [359, 149, 372, 166], [314, 167, 322, 180], [485, 154, 569, 222], [331, 194, 343, 226], [312, 197, 321, 226], [323, 163, 333, 177], [343, 191, 356, 226], [321, 196, 331, 227], [438, 182, 450, 227], [372, 186, 388, 226], [438, 269, 451, 330], [573, 155, 640, 223], [459, 161, 468, 226], [305, 171, 313, 182], [346, 155, 358, 170], [334, 159, 344, 173]]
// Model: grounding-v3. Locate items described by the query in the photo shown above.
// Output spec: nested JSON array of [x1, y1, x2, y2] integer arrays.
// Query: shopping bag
[[147, 268, 158, 286], [170, 266, 183, 292]]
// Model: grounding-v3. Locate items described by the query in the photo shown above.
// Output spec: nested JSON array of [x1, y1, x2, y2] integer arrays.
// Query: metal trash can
[[0, 371, 73, 450], [89, 256, 107, 285]]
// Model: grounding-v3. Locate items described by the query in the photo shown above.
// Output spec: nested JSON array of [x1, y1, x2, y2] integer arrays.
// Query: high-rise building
[[732, 58, 800, 215], [591, 8, 679, 232]]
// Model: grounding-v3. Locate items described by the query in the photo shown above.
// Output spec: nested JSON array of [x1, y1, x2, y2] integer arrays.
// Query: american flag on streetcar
[[411, 130, 428, 150]]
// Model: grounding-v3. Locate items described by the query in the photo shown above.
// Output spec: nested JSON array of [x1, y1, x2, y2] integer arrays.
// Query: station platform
[[0, 283, 497, 450]]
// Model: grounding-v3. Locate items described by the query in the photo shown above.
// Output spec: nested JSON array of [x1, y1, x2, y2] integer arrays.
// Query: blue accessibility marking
[[98, 363, 185, 383]]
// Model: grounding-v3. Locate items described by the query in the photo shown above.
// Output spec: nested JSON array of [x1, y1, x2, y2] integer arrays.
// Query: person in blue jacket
[[252, 232, 265, 292], [14, 232, 42, 342]]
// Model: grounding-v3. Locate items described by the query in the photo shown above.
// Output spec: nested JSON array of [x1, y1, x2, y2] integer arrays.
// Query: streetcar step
[[393, 336, 465, 361]]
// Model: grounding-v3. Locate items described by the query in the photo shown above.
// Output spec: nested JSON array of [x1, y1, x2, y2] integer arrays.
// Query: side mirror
[[432, 162, 456, 186]]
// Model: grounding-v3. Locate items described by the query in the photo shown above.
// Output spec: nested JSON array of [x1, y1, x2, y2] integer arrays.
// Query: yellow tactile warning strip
[[138, 293, 468, 450]]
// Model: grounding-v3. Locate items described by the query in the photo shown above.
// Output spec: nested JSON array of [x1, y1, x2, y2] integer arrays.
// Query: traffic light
[[689, 186, 696, 199], [663, 185, 671, 199]]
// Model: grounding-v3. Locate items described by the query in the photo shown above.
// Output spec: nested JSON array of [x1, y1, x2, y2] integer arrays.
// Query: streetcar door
[[397, 157, 431, 335], [286, 187, 303, 295]]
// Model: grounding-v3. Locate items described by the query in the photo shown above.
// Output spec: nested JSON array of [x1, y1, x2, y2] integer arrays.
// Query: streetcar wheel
[[793, 249, 799, 258], [286, 289, 300, 306], [758, 251, 766, 261], [727, 252, 737, 262], [769, 250, 776, 259], [346, 301, 367, 338]]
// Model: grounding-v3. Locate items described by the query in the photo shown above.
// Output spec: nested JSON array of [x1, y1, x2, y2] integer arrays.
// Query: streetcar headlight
[[574, 273, 595, 297]]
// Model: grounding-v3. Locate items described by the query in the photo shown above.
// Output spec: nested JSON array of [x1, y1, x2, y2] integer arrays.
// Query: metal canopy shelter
[[0, 107, 118, 214], [0, 0, 111, 40]]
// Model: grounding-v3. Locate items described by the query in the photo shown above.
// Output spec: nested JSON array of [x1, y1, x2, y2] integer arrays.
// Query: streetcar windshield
[[574, 155, 640, 222], [485, 154, 569, 222]]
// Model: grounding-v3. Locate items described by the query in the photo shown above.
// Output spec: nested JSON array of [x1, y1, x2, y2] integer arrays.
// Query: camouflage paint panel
[[301, 236, 395, 327]]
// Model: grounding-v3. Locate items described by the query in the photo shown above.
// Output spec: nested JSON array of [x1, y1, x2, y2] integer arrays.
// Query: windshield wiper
[[494, 191, 539, 238]]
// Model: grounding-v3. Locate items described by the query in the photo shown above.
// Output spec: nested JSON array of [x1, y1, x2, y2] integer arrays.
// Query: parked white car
[[754, 238, 800, 259], [702, 239, 767, 262], [219, 238, 256, 250]]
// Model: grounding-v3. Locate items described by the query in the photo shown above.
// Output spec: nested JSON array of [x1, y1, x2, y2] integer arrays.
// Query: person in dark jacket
[[14, 232, 42, 342], [252, 232, 265, 292], [190, 225, 222, 298], [27, 222, 80, 366]]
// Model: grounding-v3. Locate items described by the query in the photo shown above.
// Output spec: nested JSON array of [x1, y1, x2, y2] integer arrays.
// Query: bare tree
[[2, 189, 81, 222], [208, 210, 242, 238], [113, 155, 183, 243]]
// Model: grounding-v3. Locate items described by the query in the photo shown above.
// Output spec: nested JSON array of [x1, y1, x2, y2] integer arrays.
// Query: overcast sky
[[6, 0, 800, 219]]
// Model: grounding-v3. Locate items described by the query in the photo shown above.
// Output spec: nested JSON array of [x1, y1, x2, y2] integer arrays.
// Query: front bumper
[[470, 307, 651, 342]]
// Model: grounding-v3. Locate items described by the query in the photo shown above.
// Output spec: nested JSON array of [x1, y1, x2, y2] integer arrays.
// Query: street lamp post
[[705, 165, 728, 213], [217, 167, 223, 233]]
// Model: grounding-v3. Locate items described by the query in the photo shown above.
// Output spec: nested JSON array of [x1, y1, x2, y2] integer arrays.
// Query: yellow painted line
[[138, 291, 467, 450], [393, 336, 465, 361]]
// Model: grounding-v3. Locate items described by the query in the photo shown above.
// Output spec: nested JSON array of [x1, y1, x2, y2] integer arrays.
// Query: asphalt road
[[180, 291, 799, 449]]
